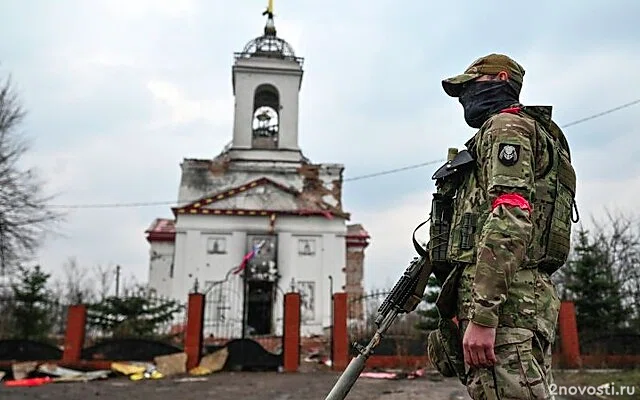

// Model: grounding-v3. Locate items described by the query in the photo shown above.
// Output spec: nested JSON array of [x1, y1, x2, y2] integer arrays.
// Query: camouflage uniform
[[427, 54, 577, 400]]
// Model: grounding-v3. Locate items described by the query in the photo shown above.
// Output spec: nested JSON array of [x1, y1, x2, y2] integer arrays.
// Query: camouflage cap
[[442, 53, 526, 97]]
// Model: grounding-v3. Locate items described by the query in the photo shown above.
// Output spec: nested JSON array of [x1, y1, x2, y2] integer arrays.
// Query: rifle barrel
[[323, 309, 400, 400], [324, 354, 367, 400]]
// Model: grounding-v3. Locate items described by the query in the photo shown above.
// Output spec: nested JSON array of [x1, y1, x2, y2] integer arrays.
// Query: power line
[[343, 159, 443, 182], [561, 98, 640, 128], [47, 98, 640, 210], [48, 158, 447, 209]]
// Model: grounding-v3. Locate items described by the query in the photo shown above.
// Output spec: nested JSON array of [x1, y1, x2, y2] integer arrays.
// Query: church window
[[252, 84, 279, 149]]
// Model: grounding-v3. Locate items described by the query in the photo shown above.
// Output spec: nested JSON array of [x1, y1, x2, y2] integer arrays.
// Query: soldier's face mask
[[458, 79, 520, 128]]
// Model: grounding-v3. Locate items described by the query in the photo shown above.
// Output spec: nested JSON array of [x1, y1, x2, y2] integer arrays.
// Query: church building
[[145, 6, 369, 337]]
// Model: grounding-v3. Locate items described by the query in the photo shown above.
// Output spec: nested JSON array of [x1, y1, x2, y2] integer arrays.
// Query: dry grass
[[553, 369, 640, 399]]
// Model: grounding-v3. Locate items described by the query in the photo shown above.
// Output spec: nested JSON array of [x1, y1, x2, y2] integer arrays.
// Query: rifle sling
[[403, 219, 433, 312]]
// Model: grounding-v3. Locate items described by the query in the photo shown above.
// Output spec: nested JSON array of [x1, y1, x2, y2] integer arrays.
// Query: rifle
[[324, 221, 433, 400]]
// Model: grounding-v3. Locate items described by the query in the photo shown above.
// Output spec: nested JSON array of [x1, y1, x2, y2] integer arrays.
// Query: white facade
[[146, 12, 367, 338], [149, 214, 346, 337]]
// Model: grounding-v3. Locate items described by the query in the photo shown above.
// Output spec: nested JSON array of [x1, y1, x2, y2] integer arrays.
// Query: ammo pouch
[[429, 192, 456, 285], [427, 318, 466, 384], [429, 148, 475, 278], [429, 192, 453, 263]]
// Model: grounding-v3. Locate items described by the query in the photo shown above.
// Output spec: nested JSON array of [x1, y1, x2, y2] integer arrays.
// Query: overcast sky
[[2, 0, 640, 291]]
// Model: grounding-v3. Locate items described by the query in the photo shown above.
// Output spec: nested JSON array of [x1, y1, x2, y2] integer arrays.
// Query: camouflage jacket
[[441, 105, 563, 343]]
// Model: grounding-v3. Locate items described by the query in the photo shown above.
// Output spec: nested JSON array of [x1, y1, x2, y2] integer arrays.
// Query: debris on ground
[[2, 363, 111, 387], [303, 348, 331, 367], [189, 347, 228, 375], [360, 368, 426, 380], [38, 363, 110, 382], [0, 350, 231, 387], [154, 352, 187, 376], [11, 361, 37, 381], [111, 361, 163, 380]]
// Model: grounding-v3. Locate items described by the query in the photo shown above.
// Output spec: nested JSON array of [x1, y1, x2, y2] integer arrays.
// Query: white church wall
[[165, 213, 346, 336], [147, 241, 174, 298]]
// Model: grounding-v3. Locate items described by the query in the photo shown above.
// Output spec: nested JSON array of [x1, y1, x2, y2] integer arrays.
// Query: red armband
[[500, 106, 522, 114], [492, 193, 531, 212]]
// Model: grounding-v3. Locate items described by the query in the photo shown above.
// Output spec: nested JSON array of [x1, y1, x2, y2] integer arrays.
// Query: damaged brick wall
[[208, 156, 230, 176], [296, 163, 344, 213], [345, 249, 365, 320]]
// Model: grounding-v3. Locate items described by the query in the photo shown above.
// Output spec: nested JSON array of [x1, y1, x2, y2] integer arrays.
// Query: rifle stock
[[323, 253, 432, 400]]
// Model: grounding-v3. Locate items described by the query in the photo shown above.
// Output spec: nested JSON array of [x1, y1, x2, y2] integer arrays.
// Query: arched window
[[252, 84, 279, 149]]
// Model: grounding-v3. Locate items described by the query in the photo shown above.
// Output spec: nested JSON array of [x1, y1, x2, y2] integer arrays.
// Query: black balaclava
[[458, 80, 521, 128]]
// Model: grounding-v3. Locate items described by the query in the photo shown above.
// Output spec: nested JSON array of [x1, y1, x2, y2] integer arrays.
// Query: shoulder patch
[[498, 143, 520, 166]]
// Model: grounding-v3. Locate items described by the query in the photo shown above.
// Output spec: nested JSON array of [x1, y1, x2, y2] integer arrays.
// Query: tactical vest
[[428, 106, 578, 276]]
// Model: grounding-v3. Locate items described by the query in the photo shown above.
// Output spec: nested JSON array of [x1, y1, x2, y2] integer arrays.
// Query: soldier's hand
[[462, 322, 497, 368]]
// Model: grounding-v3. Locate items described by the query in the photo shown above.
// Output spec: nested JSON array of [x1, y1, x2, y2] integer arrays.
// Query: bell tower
[[229, 1, 305, 162]]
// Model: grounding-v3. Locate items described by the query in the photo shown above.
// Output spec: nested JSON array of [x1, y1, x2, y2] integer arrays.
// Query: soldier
[[426, 54, 578, 399]]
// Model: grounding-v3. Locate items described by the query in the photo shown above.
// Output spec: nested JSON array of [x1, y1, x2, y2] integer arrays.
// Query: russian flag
[[232, 240, 266, 275]]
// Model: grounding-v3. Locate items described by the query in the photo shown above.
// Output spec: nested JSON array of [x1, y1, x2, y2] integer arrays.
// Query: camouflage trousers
[[463, 325, 556, 400]]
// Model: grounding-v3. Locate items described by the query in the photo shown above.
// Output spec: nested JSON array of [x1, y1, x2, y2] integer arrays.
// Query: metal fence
[[202, 274, 285, 355], [83, 292, 187, 345], [347, 289, 429, 357], [0, 295, 69, 341], [579, 330, 640, 355], [203, 275, 245, 340]]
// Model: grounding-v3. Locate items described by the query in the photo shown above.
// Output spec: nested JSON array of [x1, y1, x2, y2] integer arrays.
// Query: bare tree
[[93, 263, 114, 300], [120, 271, 139, 297], [61, 256, 94, 304], [0, 74, 64, 274], [556, 208, 640, 331], [590, 209, 640, 325]]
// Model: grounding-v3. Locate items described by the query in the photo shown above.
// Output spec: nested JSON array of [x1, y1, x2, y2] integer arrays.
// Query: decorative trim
[[171, 176, 347, 220]]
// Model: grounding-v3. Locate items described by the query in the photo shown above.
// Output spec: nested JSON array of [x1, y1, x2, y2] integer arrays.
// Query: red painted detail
[[173, 208, 337, 219], [346, 224, 371, 248], [62, 305, 87, 363], [283, 293, 301, 373], [500, 106, 522, 114], [332, 293, 349, 371], [558, 301, 582, 369], [145, 218, 176, 243], [492, 193, 531, 212], [298, 208, 334, 220], [366, 355, 430, 370], [184, 293, 205, 371]]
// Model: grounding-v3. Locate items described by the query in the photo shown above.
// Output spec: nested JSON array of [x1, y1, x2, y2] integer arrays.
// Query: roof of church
[[145, 218, 176, 242], [234, 9, 303, 66], [172, 176, 349, 219], [178, 154, 346, 214]]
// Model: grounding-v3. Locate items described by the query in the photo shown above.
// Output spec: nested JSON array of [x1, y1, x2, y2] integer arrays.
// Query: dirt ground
[[3, 369, 637, 399], [1, 371, 472, 400]]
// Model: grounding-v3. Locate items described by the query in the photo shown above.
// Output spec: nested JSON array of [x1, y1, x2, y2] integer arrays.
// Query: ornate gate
[[202, 233, 285, 370]]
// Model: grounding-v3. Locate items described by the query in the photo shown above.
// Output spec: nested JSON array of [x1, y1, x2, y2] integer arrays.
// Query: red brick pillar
[[184, 293, 205, 371], [558, 301, 581, 368], [332, 292, 349, 371], [283, 292, 301, 372], [62, 305, 87, 363]]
